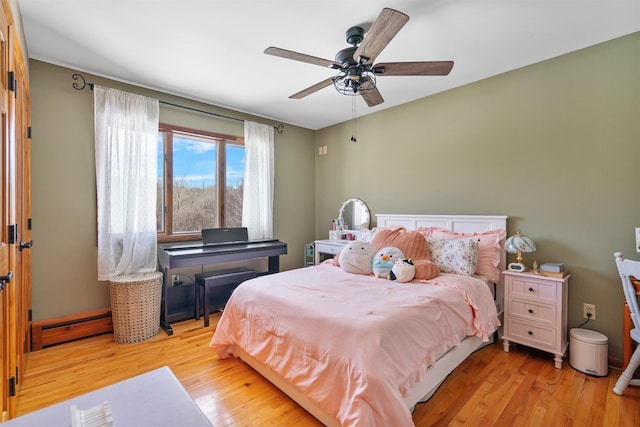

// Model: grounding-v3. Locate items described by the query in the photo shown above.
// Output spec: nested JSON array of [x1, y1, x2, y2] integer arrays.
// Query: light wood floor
[[16, 315, 640, 426]]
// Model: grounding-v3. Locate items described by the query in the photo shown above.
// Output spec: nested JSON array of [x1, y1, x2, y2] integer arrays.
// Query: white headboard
[[375, 213, 508, 272], [376, 213, 508, 310]]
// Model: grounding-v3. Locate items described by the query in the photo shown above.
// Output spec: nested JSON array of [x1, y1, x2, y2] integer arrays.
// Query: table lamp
[[505, 231, 536, 272]]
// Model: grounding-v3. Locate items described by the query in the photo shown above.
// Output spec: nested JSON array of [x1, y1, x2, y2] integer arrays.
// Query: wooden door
[[0, 1, 31, 418], [13, 41, 30, 377], [0, 3, 10, 420], [0, 2, 28, 420], [4, 21, 17, 418]]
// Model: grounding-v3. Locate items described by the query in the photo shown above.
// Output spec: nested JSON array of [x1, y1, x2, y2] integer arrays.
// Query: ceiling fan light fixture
[[265, 8, 451, 106], [333, 70, 376, 96]]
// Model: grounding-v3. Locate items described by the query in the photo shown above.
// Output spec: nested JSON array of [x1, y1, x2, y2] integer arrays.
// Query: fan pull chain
[[350, 97, 357, 142]]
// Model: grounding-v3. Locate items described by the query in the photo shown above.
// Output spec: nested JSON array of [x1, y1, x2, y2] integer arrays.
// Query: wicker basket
[[109, 271, 163, 344]]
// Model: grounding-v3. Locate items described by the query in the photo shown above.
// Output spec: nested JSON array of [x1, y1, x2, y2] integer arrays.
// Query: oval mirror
[[338, 198, 370, 231]]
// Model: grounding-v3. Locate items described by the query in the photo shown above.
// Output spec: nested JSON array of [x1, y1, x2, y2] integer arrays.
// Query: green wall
[[30, 60, 316, 321], [315, 32, 640, 361]]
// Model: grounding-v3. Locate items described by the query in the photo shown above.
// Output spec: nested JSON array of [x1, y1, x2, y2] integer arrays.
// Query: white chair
[[613, 252, 640, 395]]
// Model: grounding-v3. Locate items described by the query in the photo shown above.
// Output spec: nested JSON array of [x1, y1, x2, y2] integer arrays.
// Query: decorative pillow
[[338, 240, 376, 275], [372, 228, 430, 259], [426, 237, 479, 276], [372, 228, 438, 279], [411, 259, 439, 281], [357, 228, 376, 243], [372, 246, 404, 279], [417, 227, 506, 283]]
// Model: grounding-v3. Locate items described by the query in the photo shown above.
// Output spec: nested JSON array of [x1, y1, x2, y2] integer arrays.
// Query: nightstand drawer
[[508, 277, 558, 304], [507, 318, 557, 349], [509, 299, 556, 325], [315, 241, 344, 256]]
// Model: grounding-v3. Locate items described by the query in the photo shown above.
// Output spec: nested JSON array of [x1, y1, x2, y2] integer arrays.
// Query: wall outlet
[[636, 227, 640, 253], [583, 303, 596, 320], [171, 274, 178, 284]]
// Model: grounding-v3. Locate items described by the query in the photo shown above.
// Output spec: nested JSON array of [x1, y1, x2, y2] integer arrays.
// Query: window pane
[[225, 143, 244, 227], [156, 132, 165, 232], [172, 134, 217, 233]]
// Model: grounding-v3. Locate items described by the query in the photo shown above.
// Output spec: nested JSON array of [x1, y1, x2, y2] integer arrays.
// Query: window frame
[[157, 123, 244, 243]]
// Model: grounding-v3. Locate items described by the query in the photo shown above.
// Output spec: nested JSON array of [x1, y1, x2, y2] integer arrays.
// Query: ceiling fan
[[264, 8, 454, 107]]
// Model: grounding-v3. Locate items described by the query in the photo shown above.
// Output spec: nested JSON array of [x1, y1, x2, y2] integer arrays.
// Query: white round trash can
[[569, 328, 608, 376]]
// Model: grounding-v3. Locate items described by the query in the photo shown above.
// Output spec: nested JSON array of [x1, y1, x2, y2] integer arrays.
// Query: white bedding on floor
[[210, 262, 500, 426]]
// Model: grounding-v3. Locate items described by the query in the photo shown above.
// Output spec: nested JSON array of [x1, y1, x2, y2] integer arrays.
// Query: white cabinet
[[502, 270, 570, 369]]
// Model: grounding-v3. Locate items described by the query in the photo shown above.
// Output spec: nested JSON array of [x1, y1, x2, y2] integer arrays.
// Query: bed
[[210, 214, 507, 426]]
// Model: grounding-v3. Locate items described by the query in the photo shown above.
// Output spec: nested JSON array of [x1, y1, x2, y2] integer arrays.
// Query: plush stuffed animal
[[372, 246, 404, 279], [371, 228, 439, 280], [338, 240, 376, 275], [390, 259, 416, 282]]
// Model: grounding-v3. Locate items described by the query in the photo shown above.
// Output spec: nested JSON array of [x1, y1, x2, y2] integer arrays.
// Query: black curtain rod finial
[[72, 73, 93, 91]]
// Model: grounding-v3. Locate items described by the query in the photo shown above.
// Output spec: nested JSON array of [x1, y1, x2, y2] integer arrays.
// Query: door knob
[[19, 240, 33, 250]]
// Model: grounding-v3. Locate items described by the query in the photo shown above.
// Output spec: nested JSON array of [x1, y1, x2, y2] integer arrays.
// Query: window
[[157, 123, 244, 242]]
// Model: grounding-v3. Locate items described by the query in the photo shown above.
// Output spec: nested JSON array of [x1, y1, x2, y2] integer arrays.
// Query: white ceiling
[[17, 0, 640, 130]]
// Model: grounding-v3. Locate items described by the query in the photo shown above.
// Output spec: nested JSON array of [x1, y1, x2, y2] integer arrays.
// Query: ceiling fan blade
[[353, 8, 409, 65], [373, 61, 454, 76], [289, 77, 335, 99], [361, 87, 384, 107], [265, 47, 340, 69]]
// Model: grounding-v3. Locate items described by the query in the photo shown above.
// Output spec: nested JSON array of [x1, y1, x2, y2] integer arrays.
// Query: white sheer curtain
[[94, 86, 160, 280], [242, 121, 274, 240]]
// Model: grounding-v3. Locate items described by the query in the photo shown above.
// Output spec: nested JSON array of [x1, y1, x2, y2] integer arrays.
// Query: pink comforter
[[210, 262, 500, 426]]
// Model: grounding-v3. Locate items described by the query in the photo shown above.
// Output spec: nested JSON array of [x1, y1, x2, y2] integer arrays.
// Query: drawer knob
[[528, 287, 534, 292], [528, 330, 533, 335], [528, 309, 534, 314]]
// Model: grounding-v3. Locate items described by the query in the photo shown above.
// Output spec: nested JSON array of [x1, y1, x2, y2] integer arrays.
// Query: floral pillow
[[426, 237, 479, 276], [418, 227, 506, 283]]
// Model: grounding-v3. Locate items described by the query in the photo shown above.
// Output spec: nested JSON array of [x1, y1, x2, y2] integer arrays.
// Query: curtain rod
[[71, 73, 284, 134]]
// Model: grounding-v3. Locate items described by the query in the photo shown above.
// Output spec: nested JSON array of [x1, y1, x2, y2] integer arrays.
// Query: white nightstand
[[314, 239, 349, 265], [502, 270, 570, 369]]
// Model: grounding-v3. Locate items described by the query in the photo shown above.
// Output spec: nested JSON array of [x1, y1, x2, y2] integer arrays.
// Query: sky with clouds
[[158, 134, 245, 188]]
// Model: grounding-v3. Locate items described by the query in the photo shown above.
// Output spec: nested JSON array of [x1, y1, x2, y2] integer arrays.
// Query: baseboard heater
[[31, 308, 113, 350]]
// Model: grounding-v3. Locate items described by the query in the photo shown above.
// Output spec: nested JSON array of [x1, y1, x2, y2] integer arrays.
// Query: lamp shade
[[505, 233, 536, 254], [505, 232, 536, 272]]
